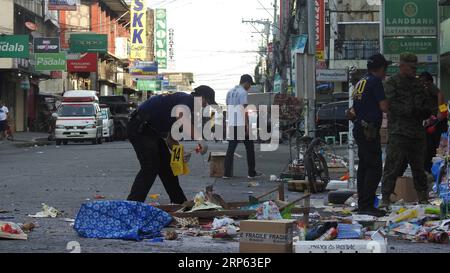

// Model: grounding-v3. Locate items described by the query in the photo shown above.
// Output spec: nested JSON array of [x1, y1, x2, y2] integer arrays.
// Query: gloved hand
[[183, 153, 192, 163], [195, 140, 208, 155]]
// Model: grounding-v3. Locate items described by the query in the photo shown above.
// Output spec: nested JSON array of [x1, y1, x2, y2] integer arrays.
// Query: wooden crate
[[328, 166, 348, 180], [208, 152, 228, 177]]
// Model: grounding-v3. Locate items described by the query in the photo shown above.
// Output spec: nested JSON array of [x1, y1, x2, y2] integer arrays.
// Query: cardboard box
[[239, 220, 295, 253], [208, 152, 228, 177], [390, 176, 418, 203]]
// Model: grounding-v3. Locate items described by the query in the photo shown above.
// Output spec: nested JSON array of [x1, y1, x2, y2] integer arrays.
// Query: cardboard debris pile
[[154, 185, 311, 250], [384, 205, 450, 243]]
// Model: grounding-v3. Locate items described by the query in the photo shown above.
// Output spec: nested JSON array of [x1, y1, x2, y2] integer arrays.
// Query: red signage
[[315, 0, 325, 53], [67, 53, 98, 72]]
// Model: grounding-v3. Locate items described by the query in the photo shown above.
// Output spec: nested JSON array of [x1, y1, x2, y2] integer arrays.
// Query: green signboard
[[387, 63, 438, 75], [0, 35, 29, 58], [384, 37, 438, 63], [155, 9, 167, 69], [69, 34, 108, 53], [35, 53, 66, 71], [137, 80, 162, 91], [384, 0, 438, 36]]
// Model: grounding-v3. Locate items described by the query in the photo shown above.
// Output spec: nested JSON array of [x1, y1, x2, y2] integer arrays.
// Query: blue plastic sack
[[431, 158, 444, 183], [74, 201, 172, 241]]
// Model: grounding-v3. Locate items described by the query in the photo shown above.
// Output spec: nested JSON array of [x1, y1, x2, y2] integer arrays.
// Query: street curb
[[12, 138, 54, 148]]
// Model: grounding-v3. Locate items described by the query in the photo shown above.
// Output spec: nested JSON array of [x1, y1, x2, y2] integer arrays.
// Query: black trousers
[[224, 126, 256, 177], [353, 124, 382, 210], [126, 116, 187, 204]]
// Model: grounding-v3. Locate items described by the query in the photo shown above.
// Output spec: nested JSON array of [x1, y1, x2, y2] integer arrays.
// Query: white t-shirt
[[226, 85, 248, 127], [0, 106, 9, 121]]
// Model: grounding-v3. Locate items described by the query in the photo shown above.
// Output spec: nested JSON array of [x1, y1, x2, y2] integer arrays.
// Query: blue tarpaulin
[[73, 201, 172, 241]]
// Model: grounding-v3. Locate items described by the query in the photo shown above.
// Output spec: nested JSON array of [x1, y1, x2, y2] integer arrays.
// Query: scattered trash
[[255, 201, 282, 220], [94, 194, 105, 200], [248, 182, 260, 187], [212, 217, 235, 230], [21, 222, 36, 233], [392, 222, 421, 236], [189, 192, 223, 212], [317, 227, 338, 241], [174, 217, 199, 228], [0, 221, 27, 240], [164, 231, 178, 240], [269, 175, 278, 182], [28, 203, 61, 218], [336, 224, 362, 239]]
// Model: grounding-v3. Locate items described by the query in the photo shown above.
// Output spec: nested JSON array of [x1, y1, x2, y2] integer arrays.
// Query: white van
[[54, 90, 104, 145]]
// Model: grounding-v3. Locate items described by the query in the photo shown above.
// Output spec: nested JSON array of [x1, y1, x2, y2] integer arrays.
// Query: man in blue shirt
[[348, 53, 390, 217], [127, 86, 217, 204]]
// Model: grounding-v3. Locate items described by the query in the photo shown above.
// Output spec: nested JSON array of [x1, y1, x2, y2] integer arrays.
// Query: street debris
[[0, 221, 28, 240], [28, 203, 61, 218], [21, 222, 36, 233], [164, 230, 178, 240], [94, 194, 105, 200], [255, 201, 282, 220]]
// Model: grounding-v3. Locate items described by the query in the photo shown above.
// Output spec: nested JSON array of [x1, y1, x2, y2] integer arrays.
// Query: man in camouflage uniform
[[381, 53, 437, 208]]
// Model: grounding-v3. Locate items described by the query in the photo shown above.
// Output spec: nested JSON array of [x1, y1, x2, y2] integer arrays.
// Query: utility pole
[[242, 19, 272, 92], [272, 0, 278, 90], [295, 0, 316, 137]]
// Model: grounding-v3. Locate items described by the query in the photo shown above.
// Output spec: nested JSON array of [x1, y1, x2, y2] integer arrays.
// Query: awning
[[100, 0, 130, 24]]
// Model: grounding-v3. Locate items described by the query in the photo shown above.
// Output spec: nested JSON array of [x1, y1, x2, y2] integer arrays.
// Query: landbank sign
[[384, 0, 438, 36], [0, 35, 29, 58]]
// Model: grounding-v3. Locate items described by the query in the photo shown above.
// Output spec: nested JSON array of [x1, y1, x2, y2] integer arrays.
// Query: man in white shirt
[[223, 75, 262, 179], [0, 100, 9, 140]]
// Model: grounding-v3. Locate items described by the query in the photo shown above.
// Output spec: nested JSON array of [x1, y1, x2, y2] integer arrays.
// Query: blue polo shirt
[[352, 73, 386, 126], [138, 93, 194, 133]]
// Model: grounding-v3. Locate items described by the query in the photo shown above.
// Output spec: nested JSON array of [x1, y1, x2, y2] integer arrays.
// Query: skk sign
[[130, 0, 147, 59], [315, 0, 325, 61]]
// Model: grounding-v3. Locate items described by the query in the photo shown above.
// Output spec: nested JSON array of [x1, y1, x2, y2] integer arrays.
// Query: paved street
[[1, 140, 450, 253]]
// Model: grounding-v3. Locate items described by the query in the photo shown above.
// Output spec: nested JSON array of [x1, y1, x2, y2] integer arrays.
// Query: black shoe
[[357, 208, 386, 218]]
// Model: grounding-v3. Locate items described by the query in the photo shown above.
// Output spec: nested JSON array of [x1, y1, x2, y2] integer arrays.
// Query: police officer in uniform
[[348, 53, 390, 217], [381, 53, 437, 208], [127, 86, 217, 204]]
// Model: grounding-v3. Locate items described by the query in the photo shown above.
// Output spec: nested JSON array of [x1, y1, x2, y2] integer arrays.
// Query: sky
[[147, 0, 275, 104]]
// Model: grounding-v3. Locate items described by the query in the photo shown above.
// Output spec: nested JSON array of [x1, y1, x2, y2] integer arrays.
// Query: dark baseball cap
[[193, 85, 217, 105], [367, 53, 392, 69], [240, 74, 255, 85]]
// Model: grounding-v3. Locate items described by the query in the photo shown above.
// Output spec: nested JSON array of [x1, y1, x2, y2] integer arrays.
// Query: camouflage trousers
[[381, 135, 428, 198]]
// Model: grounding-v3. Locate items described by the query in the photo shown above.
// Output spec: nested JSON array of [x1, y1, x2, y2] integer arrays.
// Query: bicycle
[[284, 125, 330, 193]]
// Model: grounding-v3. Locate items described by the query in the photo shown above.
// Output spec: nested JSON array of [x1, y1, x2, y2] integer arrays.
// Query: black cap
[[240, 74, 255, 85], [193, 85, 217, 105], [367, 53, 392, 70]]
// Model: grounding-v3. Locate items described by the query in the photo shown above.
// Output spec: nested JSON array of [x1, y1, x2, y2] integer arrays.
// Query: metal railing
[[334, 40, 380, 60]]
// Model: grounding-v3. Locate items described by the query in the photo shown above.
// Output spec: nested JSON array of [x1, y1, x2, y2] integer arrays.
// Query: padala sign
[[384, 0, 438, 36], [384, 37, 438, 63], [0, 35, 29, 58], [35, 53, 66, 71]]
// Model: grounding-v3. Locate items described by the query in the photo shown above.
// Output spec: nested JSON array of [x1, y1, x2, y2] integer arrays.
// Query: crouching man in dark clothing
[[127, 86, 217, 204]]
